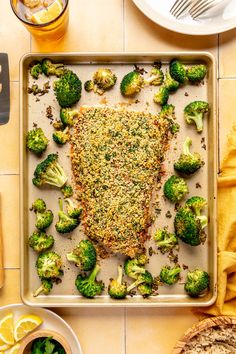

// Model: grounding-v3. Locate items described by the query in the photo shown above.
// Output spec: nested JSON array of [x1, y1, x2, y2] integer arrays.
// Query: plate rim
[[0, 303, 83, 354], [132, 0, 236, 35]]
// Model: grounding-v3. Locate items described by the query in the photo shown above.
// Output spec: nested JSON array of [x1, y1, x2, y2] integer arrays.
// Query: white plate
[[0, 304, 82, 354], [132, 0, 236, 35]]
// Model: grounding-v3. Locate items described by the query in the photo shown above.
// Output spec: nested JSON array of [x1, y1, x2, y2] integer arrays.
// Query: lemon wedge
[[13, 314, 43, 342], [31, 0, 63, 24], [0, 313, 14, 346], [0, 336, 11, 351], [9, 343, 21, 354]]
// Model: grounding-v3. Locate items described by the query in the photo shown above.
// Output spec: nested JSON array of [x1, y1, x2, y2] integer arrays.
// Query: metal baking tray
[[20, 52, 217, 307]]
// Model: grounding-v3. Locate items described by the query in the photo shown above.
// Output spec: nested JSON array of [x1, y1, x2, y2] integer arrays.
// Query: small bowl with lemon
[[0, 304, 82, 354]]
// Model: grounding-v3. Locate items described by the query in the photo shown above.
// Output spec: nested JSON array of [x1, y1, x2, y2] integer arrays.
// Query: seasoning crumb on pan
[[165, 210, 172, 218], [196, 182, 202, 189], [46, 105, 53, 120]]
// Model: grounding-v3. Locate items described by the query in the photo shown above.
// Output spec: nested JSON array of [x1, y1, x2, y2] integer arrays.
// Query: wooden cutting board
[[0, 194, 4, 288]]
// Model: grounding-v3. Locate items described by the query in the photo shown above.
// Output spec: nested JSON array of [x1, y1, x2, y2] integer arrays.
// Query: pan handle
[[0, 53, 10, 125]]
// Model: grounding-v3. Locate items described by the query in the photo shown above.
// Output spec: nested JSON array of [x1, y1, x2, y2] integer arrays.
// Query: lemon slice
[[31, 0, 63, 24], [9, 343, 21, 354], [0, 313, 14, 346], [0, 335, 11, 350], [13, 314, 43, 342]]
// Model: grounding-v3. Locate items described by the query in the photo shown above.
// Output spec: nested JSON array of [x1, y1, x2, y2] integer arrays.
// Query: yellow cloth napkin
[[204, 125, 236, 316]]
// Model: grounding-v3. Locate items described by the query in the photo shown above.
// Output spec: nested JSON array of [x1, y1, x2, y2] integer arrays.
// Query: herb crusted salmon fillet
[[70, 106, 174, 257]]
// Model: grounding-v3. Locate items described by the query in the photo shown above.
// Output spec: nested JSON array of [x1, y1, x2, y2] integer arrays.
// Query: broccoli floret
[[60, 184, 73, 198], [120, 71, 144, 96], [137, 283, 153, 297], [185, 196, 207, 216], [35, 209, 54, 231], [186, 64, 207, 83], [52, 127, 70, 145], [174, 206, 207, 246], [66, 239, 96, 271], [32, 153, 68, 188], [127, 271, 153, 292], [184, 269, 210, 297], [164, 175, 189, 203], [84, 80, 94, 92], [169, 59, 187, 84], [31, 198, 46, 213], [53, 120, 64, 130], [60, 108, 79, 127], [153, 86, 169, 106], [55, 198, 79, 234], [174, 137, 203, 175], [184, 101, 209, 133], [124, 258, 146, 279], [159, 104, 175, 119], [160, 265, 181, 285], [145, 67, 164, 86], [54, 70, 82, 108], [36, 251, 63, 279], [41, 58, 65, 77], [136, 253, 149, 266], [26, 128, 49, 155], [65, 198, 83, 219], [30, 63, 42, 79], [164, 71, 180, 91], [153, 228, 178, 254], [75, 264, 104, 298], [33, 278, 53, 297], [29, 231, 54, 253], [93, 68, 117, 92], [108, 265, 127, 299]]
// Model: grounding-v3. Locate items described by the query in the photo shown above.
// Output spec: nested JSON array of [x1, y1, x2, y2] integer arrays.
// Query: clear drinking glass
[[10, 0, 69, 41]]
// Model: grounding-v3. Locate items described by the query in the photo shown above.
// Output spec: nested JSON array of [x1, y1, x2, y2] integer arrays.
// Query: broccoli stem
[[33, 284, 46, 297], [89, 264, 100, 282], [127, 278, 144, 292], [183, 137, 192, 155], [197, 215, 208, 229], [66, 253, 79, 263]]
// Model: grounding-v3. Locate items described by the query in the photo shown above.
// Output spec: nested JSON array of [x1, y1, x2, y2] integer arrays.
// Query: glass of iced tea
[[10, 0, 69, 41]]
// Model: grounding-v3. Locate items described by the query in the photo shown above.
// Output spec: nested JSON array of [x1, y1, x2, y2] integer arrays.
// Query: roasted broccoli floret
[[52, 127, 70, 145], [174, 137, 203, 175], [164, 71, 180, 92], [75, 264, 104, 298], [55, 198, 79, 234], [174, 206, 207, 246], [124, 258, 146, 279], [60, 107, 79, 127], [31, 198, 46, 213], [164, 175, 189, 203], [159, 104, 175, 119], [26, 127, 49, 156], [153, 86, 169, 106], [145, 67, 164, 86], [120, 71, 144, 96], [184, 269, 210, 297], [127, 271, 153, 292], [29, 231, 54, 253], [153, 228, 178, 254], [185, 196, 207, 216], [60, 184, 73, 198], [169, 59, 187, 84], [41, 58, 65, 77], [35, 209, 54, 231], [33, 278, 53, 297], [32, 153, 67, 188], [52, 120, 64, 130], [137, 283, 153, 297], [54, 70, 82, 107], [66, 239, 96, 271], [160, 265, 181, 285], [65, 198, 82, 219], [36, 251, 63, 279], [186, 64, 207, 83], [136, 253, 149, 266], [184, 101, 209, 133], [93, 68, 117, 92], [30, 63, 42, 79], [84, 80, 94, 92], [108, 265, 127, 299]]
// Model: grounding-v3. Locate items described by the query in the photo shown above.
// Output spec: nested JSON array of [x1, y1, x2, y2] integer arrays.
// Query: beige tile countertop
[[1, 1, 236, 353]]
